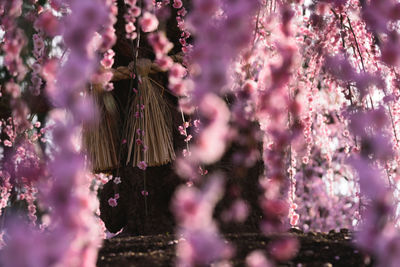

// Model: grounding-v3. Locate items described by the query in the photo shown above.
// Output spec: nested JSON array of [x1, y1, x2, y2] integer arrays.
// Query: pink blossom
[[170, 80, 190, 96], [155, 56, 173, 71], [100, 26, 117, 49], [195, 125, 228, 164], [246, 250, 272, 267], [290, 213, 299, 226], [31, 63, 41, 74], [184, 134, 193, 142], [192, 94, 230, 164], [125, 0, 137, 6], [130, 6, 141, 17], [33, 35, 44, 50], [3, 140, 12, 147], [177, 228, 233, 266], [173, 177, 231, 265], [100, 49, 115, 69], [125, 22, 136, 33], [221, 199, 249, 223], [178, 126, 186, 135], [173, 0, 183, 9], [34, 10, 59, 36], [172, 187, 200, 224], [268, 237, 299, 262], [5, 82, 20, 98], [138, 161, 147, 170], [169, 63, 186, 83], [198, 166, 208, 176], [108, 197, 117, 207], [182, 149, 191, 157], [148, 32, 174, 58], [177, 8, 187, 17], [113, 177, 121, 184], [140, 12, 159, 32], [193, 119, 201, 128]]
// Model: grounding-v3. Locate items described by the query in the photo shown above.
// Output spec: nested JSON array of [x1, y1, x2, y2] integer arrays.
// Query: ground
[[96, 229, 373, 267]]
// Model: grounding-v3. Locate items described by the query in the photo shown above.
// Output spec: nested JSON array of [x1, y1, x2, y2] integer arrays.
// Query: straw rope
[[82, 84, 120, 172], [83, 54, 182, 171], [124, 58, 176, 167]]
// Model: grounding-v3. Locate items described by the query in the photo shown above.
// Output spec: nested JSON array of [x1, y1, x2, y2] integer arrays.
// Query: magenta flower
[[173, 0, 183, 9], [108, 198, 118, 207], [138, 161, 147, 170]]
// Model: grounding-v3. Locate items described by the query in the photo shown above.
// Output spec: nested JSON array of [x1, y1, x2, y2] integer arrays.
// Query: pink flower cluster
[[31, 33, 45, 96], [0, 171, 11, 217], [0, 0, 27, 80], [172, 0, 190, 54], [172, 175, 233, 266], [0, 0, 117, 266], [255, 3, 303, 234], [178, 0, 259, 169], [362, 0, 400, 66], [124, 0, 141, 39], [6, 1, 400, 266]]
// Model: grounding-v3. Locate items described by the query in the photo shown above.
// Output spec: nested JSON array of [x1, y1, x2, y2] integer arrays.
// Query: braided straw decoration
[[83, 56, 180, 171], [82, 84, 120, 172], [124, 58, 176, 167]]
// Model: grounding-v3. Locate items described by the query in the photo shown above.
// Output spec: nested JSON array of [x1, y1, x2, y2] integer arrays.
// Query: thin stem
[[347, 16, 375, 109], [252, 8, 261, 47], [347, 17, 366, 72], [180, 107, 190, 154]]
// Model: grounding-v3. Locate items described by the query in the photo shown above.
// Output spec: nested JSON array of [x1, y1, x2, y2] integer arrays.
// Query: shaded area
[[97, 230, 373, 267]]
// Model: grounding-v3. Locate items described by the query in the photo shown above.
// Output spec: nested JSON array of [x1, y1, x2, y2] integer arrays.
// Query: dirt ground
[[97, 228, 373, 267]]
